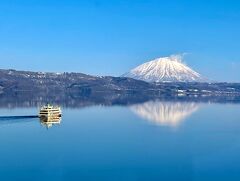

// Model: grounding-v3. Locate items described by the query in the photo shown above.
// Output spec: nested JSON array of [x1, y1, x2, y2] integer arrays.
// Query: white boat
[[39, 104, 62, 118]]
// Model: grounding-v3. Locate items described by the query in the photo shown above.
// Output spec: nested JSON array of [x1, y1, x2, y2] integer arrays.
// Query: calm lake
[[0, 101, 240, 181]]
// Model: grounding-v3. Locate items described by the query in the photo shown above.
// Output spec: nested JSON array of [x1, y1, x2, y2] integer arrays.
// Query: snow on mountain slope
[[123, 55, 206, 82]]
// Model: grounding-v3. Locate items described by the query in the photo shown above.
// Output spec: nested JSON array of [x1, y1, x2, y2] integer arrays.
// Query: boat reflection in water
[[130, 101, 199, 128], [39, 115, 61, 128]]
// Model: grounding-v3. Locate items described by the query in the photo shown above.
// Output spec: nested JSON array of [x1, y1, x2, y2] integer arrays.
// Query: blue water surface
[[0, 102, 239, 181]]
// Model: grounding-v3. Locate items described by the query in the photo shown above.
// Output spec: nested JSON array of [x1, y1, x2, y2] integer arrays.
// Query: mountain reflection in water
[[0, 100, 200, 128], [130, 101, 199, 127]]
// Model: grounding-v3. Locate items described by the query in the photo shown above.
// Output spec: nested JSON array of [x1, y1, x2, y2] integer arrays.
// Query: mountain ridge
[[123, 55, 207, 83], [0, 68, 239, 104]]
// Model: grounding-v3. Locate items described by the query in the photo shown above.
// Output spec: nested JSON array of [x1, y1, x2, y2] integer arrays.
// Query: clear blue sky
[[0, 0, 240, 82]]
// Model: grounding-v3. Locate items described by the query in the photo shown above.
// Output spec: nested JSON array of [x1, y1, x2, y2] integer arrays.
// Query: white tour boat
[[39, 104, 62, 118]]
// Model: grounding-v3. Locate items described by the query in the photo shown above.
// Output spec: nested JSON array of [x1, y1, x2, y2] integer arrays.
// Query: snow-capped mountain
[[123, 55, 206, 82]]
